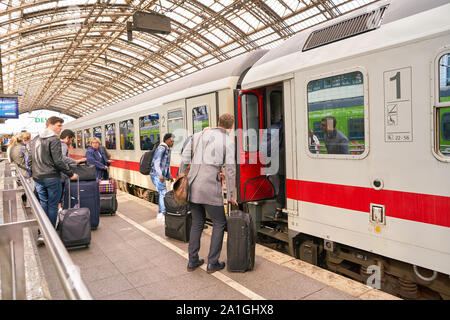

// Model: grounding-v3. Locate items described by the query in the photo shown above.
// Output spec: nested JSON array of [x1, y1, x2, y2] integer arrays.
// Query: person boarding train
[[179, 113, 238, 273]]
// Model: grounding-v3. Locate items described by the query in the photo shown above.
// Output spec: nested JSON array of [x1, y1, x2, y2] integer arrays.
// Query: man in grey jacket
[[180, 113, 238, 273], [28, 117, 78, 244]]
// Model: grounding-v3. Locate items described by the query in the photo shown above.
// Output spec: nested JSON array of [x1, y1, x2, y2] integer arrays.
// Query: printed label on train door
[[384, 67, 413, 142]]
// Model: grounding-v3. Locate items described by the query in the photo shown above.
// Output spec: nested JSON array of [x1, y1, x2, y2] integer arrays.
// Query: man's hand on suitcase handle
[[70, 173, 79, 180]]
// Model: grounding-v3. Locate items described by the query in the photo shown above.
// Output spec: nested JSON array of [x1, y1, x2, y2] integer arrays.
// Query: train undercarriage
[[118, 180, 450, 300]]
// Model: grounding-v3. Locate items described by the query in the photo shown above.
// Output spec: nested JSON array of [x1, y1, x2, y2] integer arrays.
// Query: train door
[[186, 93, 217, 134], [237, 85, 284, 203]]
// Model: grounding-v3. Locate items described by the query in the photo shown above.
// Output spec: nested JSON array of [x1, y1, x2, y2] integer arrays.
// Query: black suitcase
[[58, 179, 91, 248], [226, 209, 255, 272], [164, 191, 191, 242], [63, 179, 100, 230], [100, 193, 118, 215]]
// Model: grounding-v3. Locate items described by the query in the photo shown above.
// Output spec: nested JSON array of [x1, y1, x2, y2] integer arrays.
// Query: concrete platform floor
[[36, 191, 400, 300]]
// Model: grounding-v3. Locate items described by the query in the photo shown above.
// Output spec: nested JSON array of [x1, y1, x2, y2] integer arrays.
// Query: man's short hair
[[60, 129, 75, 140], [321, 116, 337, 128], [218, 113, 234, 129], [163, 133, 174, 142], [46, 116, 64, 127]]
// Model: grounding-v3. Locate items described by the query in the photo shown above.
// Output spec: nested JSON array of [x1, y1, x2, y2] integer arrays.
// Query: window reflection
[[105, 123, 116, 150], [307, 71, 365, 155], [139, 114, 160, 150], [120, 119, 134, 150]]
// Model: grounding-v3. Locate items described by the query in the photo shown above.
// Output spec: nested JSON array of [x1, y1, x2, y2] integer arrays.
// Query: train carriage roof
[[67, 49, 267, 128], [242, 0, 450, 89]]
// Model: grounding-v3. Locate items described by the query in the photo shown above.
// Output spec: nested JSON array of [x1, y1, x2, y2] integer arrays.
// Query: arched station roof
[[0, 0, 380, 118]]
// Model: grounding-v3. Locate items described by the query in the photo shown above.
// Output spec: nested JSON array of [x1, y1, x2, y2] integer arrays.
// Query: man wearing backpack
[[150, 133, 174, 222]]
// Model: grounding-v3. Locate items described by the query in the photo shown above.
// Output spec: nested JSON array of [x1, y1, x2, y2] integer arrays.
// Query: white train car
[[240, 0, 450, 299], [66, 0, 450, 299], [66, 50, 267, 199]]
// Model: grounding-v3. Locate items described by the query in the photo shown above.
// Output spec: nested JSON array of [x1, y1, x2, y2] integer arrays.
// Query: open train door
[[236, 89, 275, 202]]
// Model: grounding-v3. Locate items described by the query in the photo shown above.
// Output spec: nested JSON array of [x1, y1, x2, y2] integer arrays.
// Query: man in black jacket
[[28, 116, 78, 244]]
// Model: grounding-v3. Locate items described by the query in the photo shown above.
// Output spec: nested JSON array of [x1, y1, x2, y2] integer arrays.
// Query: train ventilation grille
[[303, 5, 389, 52]]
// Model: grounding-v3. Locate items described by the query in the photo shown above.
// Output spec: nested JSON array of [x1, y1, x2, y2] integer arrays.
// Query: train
[[66, 0, 450, 299]]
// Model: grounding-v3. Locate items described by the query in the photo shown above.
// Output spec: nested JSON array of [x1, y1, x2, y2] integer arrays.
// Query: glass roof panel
[[0, 0, 381, 117]]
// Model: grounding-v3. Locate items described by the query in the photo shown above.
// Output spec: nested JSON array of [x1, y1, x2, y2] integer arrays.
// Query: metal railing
[[0, 162, 92, 300]]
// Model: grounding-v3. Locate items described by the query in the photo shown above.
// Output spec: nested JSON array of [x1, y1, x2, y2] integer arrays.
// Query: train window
[[439, 54, 450, 103], [71, 139, 76, 149], [436, 54, 450, 157], [192, 105, 209, 134], [76, 130, 82, 148], [105, 123, 116, 150], [119, 119, 134, 150], [168, 109, 185, 152], [308, 71, 365, 155], [83, 129, 91, 148], [93, 126, 102, 141], [241, 93, 259, 152], [139, 113, 160, 150]]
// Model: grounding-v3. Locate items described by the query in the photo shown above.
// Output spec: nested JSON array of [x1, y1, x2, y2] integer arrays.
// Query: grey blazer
[[179, 127, 236, 206]]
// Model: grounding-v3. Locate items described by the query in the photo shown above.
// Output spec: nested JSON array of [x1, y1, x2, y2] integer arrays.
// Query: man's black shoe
[[207, 261, 225, 274], [187, 259, 204, 272]]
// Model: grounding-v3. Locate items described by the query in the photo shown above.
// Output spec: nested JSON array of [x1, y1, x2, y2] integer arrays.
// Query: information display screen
[[0, 97, 19, 119]]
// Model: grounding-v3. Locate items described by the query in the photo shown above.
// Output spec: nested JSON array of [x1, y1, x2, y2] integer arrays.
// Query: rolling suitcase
[[63, 179, 100, 230], [57, 178, 91, 248], [164, 190, 191, 242], [99, 179, 118, 215], [226, 208, 255, 272], [100, 193, 118, 215]]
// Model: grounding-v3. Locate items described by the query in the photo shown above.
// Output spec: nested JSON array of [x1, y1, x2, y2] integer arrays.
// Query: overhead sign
[[0, 96, 19, 119]]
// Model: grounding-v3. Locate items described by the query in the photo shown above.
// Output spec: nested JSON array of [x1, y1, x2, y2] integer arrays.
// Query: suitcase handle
[[67, 176, 80, 209]]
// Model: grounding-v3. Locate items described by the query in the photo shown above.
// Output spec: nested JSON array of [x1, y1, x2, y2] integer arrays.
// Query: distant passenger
[[142, 136, 153, 151], [321, 116, 349, 154], [7, 133, 28, 177], [86, 137, 110, 180], [28, 116, 78, 246], [150, 133, 174, 222], [179, 114, 237, 274], [22, 132, 31, 148]]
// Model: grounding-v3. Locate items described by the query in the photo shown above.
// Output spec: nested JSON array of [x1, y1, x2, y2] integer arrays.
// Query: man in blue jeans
[[28, 116, 78, 245], [150, 133, 174, 222]]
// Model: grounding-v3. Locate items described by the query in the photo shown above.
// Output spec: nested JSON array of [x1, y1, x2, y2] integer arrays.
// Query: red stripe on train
[[70, 154, 179, 178], [286, 179, 450, 228], [70, 154, 449, 228]]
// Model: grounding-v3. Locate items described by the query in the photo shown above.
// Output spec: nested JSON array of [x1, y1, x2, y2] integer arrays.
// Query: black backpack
[[139, 143, 159, 175]]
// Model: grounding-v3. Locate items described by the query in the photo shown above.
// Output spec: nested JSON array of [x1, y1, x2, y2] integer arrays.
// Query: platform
[[34, 191, 399, 300]]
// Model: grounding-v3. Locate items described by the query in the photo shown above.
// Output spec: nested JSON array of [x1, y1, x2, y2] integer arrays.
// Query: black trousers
[[188, 202, 226, 265]]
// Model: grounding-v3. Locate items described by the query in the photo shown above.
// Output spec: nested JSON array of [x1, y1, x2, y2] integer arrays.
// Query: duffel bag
[[164, 190, 188, 214], [69, 163, 96, 181]]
